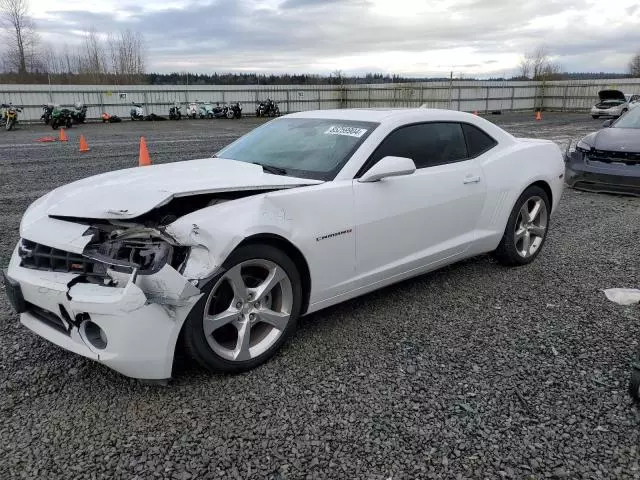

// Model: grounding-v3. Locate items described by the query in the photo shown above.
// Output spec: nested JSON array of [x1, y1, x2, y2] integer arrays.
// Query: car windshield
[[613, 107, 640, 129], [216, 118, 379, 180]]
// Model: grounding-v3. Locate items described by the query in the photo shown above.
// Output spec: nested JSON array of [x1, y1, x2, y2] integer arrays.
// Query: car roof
[[287, 108, 483, 124]]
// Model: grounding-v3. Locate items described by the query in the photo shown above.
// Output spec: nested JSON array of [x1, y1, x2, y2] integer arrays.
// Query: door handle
[[463, 175, 481, 184]]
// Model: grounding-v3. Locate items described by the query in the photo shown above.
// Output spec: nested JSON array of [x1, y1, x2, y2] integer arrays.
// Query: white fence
[[1, 78, 639, 122]]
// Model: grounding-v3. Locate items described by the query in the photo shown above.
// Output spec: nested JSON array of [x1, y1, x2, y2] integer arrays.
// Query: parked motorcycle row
[[3, 98, 279, 130], [41, 103, 88, 130], [130, 101, 245, 121]]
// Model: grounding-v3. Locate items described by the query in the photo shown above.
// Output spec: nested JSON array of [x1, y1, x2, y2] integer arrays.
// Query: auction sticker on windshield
[[324, 125, 368, 138]]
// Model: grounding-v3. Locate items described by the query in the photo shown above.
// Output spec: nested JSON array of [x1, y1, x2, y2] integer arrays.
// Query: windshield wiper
[[251, 162, 287, 175]]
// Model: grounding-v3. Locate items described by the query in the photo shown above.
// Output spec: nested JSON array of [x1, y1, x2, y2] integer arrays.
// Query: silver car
[[590, 89, 640, 118]]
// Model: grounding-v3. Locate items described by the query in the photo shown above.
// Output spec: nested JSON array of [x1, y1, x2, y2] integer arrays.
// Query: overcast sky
[[29, 0, 640, 77]]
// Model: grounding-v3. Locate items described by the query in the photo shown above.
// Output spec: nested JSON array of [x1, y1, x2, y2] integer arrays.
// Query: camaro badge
[[316, 229, 353, 242]]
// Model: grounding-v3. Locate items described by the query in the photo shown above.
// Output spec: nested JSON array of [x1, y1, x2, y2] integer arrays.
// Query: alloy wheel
[[514, 195, 548, 258], [202, 259, 293, 362]]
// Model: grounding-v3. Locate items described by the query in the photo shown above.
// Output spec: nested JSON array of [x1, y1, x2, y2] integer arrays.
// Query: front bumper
[[590, 107, 623, 117], [4, 245, 201, 380], [564, 151, 640, 196]]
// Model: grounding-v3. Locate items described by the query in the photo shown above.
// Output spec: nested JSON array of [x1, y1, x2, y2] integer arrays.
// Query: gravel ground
[[1, 112, 639, 479]]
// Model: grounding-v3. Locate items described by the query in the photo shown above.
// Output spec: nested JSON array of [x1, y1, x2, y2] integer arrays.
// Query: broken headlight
[[84, 233, 189, 275]]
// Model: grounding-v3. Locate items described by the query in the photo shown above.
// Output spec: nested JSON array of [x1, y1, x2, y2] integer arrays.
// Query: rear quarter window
[[462, 124, 498, 157]]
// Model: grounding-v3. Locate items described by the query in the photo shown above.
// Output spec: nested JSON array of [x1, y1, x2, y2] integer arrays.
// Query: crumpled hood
[[598, 89, 626, 102], [591, 128, 640, 152], [24, 158, 322, 223]]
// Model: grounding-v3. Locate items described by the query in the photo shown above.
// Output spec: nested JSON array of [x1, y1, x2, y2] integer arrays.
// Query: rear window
[[462, 124, 497, 157]]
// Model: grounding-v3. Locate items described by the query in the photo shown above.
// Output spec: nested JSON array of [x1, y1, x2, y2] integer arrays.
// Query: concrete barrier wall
[[1, 79, 639, 121]]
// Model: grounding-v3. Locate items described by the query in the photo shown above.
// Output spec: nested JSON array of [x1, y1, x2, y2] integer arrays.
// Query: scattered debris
[[604, 288, 640, 306]]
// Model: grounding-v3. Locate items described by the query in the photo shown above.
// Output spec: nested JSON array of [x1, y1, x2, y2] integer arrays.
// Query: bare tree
[[630, 52, 640, 77], [80, 28, 107, 82], [108, 29, 145, 83], [0, 0, 37, 74], [518, 45, 562, 80], [518, 56, 532, 80]]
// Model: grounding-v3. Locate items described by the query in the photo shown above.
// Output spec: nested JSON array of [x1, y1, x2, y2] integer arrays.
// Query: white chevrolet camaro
[[3, 109, 564, 380]]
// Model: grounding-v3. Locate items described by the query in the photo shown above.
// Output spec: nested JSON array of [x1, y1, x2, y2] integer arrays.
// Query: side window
[[367, 122, 468, 170], [462, 123, 498, 157]]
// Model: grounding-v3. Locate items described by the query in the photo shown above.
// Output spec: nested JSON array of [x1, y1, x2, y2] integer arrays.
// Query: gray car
[[565, 107, 640, 196]]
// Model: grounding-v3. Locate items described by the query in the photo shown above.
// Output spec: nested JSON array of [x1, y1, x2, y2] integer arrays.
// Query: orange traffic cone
[[138, 137, 151, 166], [535, 110, 542, 121], [79, 135, 90, 152], [59, 128, 68, 142]]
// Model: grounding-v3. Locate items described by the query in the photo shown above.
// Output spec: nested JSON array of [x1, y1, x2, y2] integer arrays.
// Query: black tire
[[51, 119, 58, 130], [493, 185, 551, 266], [183, 244, 303, 373], [591, 115, 599, 119], [629, 368, 640, 401], [6, 119, 14, 131], [66, 119, 73, 128]]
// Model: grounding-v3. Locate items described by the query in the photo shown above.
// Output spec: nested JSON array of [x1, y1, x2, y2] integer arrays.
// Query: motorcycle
[[130, 103, 144, 121], [198, 103, 214, 119], [212, 102, 227, 118], [187, 102, 199, 119], [226, 102, 242, 119], [169, 104, 182, 120], [71, 102, 88, 124], [1, 103, 22, 130], [50, 106, 73, 130], [256, 98, 280, 117], [41, 104, 55, 125]]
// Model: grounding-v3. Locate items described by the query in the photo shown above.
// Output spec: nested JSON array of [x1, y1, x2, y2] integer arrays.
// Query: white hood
[[27, 158, 322, 222]]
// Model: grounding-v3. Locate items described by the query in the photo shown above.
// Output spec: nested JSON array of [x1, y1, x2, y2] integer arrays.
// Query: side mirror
[[358, 156, 416, 183], [602, 119, 613, 128]]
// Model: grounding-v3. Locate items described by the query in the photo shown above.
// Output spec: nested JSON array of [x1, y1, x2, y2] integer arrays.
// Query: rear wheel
[[183, 244, 302, 373], [493, 185, 550, 266]]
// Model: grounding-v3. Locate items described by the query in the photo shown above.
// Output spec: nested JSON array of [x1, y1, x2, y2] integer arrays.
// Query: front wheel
[[6, 119, 14, 131], [183, 244, 302, 373], [51, 119, 58, 130], [493, 185, 550, 266]]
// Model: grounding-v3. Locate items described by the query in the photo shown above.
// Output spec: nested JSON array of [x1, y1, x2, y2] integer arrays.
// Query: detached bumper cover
[[564, 151, 640, 196], [5, 245, 201, 379]]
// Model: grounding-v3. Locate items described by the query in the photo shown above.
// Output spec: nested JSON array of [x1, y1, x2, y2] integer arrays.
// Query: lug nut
[[236, 302, 242, 309], [249, 313, 256, 321], [254, 302, 260, 308]]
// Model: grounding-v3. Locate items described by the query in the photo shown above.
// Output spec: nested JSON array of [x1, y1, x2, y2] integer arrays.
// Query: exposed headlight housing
[[576, 139, 592, 152], [83, 229, 189, 276]]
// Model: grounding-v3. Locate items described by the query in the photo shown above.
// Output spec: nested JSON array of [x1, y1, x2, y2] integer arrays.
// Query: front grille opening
[[26, 302, 70, 335], [19, 239, 102, 275]]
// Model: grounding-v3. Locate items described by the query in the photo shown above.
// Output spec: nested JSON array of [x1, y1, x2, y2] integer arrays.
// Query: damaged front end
[[6, 218, 208, 380], [18, 222, 198, 305]]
